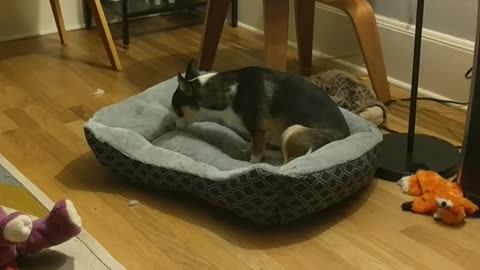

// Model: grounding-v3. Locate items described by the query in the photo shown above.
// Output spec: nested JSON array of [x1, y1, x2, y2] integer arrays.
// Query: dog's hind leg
[[281, 125, 312, 164], [281, 125, 342, 164]]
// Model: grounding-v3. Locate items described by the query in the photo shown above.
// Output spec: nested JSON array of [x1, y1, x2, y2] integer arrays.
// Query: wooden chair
[[198, 0, 391, 102], [50, 0, 122, 71]]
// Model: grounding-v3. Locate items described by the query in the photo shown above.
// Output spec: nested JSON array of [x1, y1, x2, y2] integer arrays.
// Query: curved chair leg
[[199, 0, 289, 71], [50, 0, 66, 45], [294, 0, 315, 75], [87, 0, 122, 71], [199, 0, 231, 71], [263, 0, 289, 71], [324, 0, 391, 102]]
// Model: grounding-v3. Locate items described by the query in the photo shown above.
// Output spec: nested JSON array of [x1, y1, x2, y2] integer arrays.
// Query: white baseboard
[[0, 24, 86, 43], [237, 2, 474, 107], [2, 4, 473, 109]]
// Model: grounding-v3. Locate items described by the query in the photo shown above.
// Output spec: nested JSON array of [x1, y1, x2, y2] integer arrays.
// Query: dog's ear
[[185, 59, 200, 80], [177, 73, 193, 96]]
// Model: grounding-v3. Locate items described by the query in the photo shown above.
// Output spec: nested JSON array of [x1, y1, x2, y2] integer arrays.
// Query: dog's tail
[[281, 125, 347, 163]]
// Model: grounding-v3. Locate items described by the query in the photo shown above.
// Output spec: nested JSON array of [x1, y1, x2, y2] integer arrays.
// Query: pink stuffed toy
[[0, 200, 82, 269]]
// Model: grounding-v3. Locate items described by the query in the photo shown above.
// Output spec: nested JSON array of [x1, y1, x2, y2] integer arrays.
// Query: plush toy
[[397, 170, 479, 225], [0, 199, 82, 269], [308, 69, 387, 127]]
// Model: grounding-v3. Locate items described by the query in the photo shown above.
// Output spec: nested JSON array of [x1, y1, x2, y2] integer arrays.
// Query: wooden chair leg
[[87, 0, 122, 71], [263, 0, 289, 71], [294, 0, 315, 75], [199, 0, 231, 71], [324, 0, 391, 102], [50, 0, 67, 45]]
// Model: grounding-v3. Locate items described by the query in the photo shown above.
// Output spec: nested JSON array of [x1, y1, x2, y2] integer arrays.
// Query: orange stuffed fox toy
[[397, 170, 479, 225]]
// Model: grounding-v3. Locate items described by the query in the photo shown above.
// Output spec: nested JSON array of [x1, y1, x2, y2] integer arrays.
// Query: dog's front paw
[[175, 118, 187, 129], [249, 155, 262, 164]]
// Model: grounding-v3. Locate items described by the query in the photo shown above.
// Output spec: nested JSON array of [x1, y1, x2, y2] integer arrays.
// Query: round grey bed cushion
[[84, 75, 383, 224]]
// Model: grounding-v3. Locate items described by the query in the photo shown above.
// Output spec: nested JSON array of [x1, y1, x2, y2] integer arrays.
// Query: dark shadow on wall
[[0, 1, 41, 41]]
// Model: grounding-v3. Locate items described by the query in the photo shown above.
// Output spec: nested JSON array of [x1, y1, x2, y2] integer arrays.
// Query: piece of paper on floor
[[93, 89, 105, 97], [128, 200, 140, 207]]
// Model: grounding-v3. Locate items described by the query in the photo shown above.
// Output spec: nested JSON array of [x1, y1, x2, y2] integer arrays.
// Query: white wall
[[0, 0, 85, 42], [236, 0, 476, 102], [370, 0, 477, 42]]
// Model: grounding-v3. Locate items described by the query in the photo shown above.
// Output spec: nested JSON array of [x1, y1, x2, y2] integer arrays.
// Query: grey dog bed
[[84, 75, 383, 225]]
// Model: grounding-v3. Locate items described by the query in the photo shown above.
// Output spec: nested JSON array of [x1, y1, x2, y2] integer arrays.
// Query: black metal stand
[[84, 0, 238, 48], [457, 0, 480, 205], [122, 0, 130, 48], [83, 0, 92, 29], [374, 0, 461, 181], [231, 0, 238, 27]]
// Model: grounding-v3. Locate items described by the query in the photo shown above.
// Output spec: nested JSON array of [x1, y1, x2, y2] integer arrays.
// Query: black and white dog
[[171, 60, 350, 164]]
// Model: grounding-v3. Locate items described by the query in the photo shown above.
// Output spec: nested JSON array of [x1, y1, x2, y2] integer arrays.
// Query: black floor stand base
[[375, 133, 461, 181]]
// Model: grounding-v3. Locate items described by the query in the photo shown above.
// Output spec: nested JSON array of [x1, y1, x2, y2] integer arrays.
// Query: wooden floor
[[0, 13, 478, 270]]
